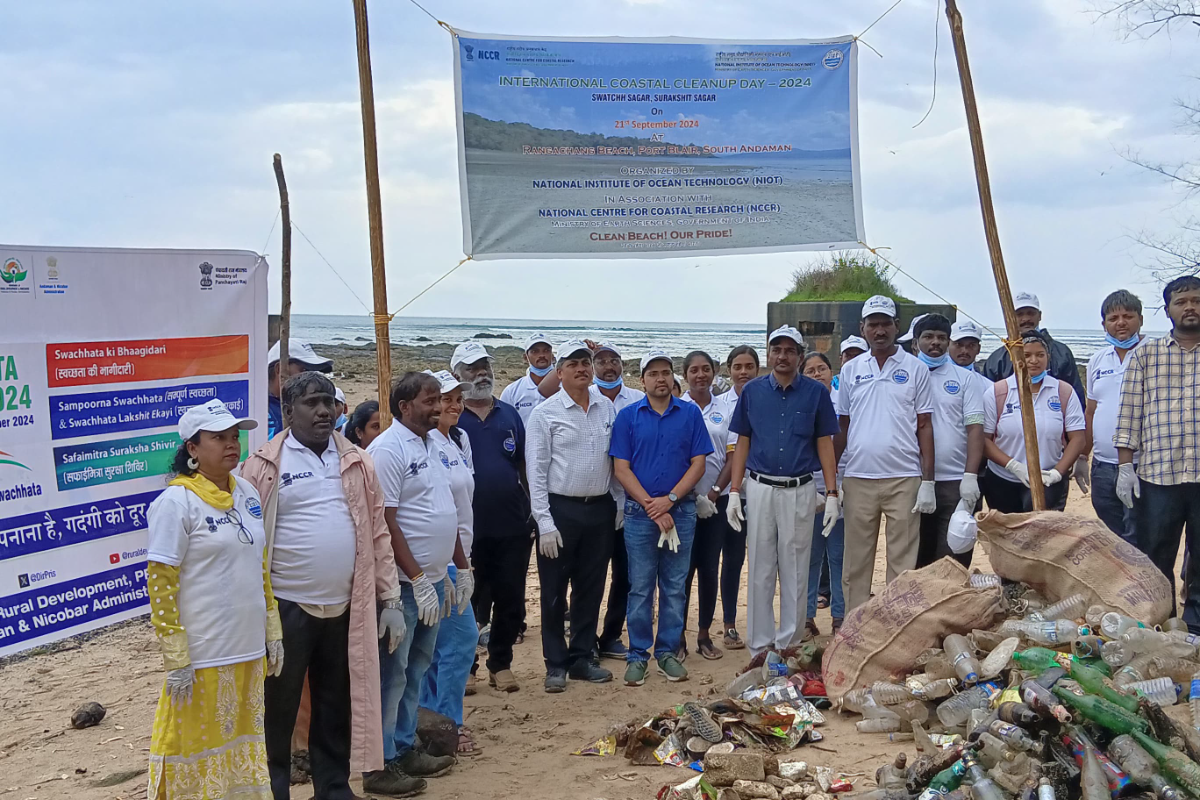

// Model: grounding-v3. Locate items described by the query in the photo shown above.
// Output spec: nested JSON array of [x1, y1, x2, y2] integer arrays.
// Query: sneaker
[[568, 660, 613, 683], [397, 750, 455, 778], [363, 766, 427, 797], [477, 624, 491, 648], [488, 669, 520, 693], [657, 654, 688, 682], [598, 640, 629, 660], [723, 627, 745, 650], [624, 660, 648, 686], [544, 667, 567, 693], [464, 673, 477, 697], [682, 701, 723, 743]]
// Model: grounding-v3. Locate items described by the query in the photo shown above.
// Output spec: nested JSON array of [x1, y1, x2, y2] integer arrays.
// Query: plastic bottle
[[970, 573, 1002, 589], [1108, 734, 1185, 800], [918, 760, 968, 800], [919, 651, 958, 681], [990, 720, 1039, 752], [1100, 611, 1147, 640], [858, 716, 904, 733], [912, 719, 937, 754], [877, 754, 910, 792], [1073, 635, 1106, 660], [725, 668, 764, 698], [944, 633, 981, 684], [763, 650, 788, 679], [998, 619, 1082, 646], [911, 677, 960, 700], [1041, 594, 1087, 622], [1086, 605, 1109, 628], [1063, 724, 1134, 796], [1128, 677, 1180, 707], [1051, 686, 1148, 734], [1164, 617, 1190, 633], [982, 638, 1020, 679], [872, 681, 913, 705], [895, 699, 932, 726], [962, 752, 1007, 800], [1132, 730, 1200, 799], [1191, 672, 1200, 730], [936, 682, 1001, 728], [1037, 777, 1056, 800], [1020, 651, 1140, 714], [1102, 639, 1134, 667], [996, 702, 1040, 726], [841, 687, 873, 714], [1114, 654, 1155, 688], [1081, 745, 1112, 800], [1021, 679, 1073, 723], [1149, 656, 1200, 684], [974, 732, 1018, 767], [1123, 628, 1197, 658]]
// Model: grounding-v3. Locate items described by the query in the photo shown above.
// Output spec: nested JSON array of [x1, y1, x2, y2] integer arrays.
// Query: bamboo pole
[[351, 0, 394, 428], [272, 154, 291, 383], [944, 0, 1045, 509]]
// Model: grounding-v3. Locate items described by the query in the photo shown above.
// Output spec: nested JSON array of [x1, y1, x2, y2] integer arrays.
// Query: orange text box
[[47, 335, 249, 388]]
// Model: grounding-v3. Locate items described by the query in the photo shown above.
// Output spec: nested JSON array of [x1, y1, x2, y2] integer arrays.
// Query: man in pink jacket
[[242, 372, 408, 800]]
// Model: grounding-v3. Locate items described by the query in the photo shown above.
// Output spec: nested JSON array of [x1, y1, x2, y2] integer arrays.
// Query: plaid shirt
[[1114, 334, 1200, 485]]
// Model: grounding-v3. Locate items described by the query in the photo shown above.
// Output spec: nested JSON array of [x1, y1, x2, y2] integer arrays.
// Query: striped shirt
[[1114, 334, 1200, 485]]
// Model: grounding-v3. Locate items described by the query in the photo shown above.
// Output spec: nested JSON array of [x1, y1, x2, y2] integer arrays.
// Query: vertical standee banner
[[0, 246, 268, 656], [453, 32, 864, 259]]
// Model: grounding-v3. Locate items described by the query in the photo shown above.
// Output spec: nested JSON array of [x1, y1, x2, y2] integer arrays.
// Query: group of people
[[143, 275, 1200, 799]]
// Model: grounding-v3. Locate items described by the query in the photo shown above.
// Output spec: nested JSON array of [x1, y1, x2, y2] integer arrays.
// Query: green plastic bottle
[[1051, 685, 1149, 734], [1013, 648, 1139, 713], [1131, 730, 1200, 799], [916, 760, 969, 800]]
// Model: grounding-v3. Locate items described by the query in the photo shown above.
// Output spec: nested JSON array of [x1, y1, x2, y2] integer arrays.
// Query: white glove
[[166, 665, 195, 706], [266, 639, 285, 677], [959, 473, 981, 508], [1074, 456, 1091, 494], [455, 568, 474, 614], [1042, 468, 1063, 487], [615, 505, 624, 530], [912, 480, 937, 514], [539, 529, 563, 559], [378, 599, 407, 653], [441, 575, 454, 619], [411, 573, 442, 627], [1116, 463, 1140, 509], [658, 525, 681, 553], [726, 491, 745, 533], [1005, 459, 1031, 487], [696, 494, 718, 519], [821, 494, 840, 538]]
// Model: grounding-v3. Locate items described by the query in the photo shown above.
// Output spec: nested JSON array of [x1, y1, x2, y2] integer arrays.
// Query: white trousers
[[744, 477, 817, 657]]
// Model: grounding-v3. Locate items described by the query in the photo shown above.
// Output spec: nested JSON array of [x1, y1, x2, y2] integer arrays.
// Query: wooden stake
[[944, 0, 1045, 509], [272, 154, 291, 383], [351, 0, 394, 428]]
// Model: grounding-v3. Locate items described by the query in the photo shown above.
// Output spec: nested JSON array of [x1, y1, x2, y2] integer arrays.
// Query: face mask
[[1105, 332, 1140, 349], [1030, 371, 1047, 384], [335, 413, 347, 430], [529, 364, 553, 378], [594, 375, 623, 390], [917, 351, 949, 369], [958, 362, 976, 373]]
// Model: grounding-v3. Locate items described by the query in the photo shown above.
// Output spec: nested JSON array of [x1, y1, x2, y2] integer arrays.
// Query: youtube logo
[[109, 553, 121, 564]]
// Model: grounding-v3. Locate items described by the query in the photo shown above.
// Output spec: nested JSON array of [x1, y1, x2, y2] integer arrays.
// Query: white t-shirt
[[837, 348, 935, 479], [429, 428, 475, 559], [604, 383, 646, 413], [1087, 340, 1144, 464], [682, 389, 734, 496], [269, 434, 357, 606], [500, 373, 550, 425], [926, 361, 987, 481], [146, 479, 268, 669], [368, 422, 459, 583], [985, 374, 1086, 482]]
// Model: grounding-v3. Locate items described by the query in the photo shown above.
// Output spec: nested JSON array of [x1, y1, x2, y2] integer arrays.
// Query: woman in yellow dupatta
[[145, 399, 283, 799]]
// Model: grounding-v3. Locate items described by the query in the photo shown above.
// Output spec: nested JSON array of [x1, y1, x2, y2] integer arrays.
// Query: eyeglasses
[[225, 507, 255, 546]]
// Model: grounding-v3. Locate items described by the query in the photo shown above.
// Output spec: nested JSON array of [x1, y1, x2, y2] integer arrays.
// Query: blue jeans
[[419, 565, 476, 727], [807, 514, 845, 620], [623, 498, 696, 663], [1092, 461, 1138, 547], [380, 580, 443, 762]]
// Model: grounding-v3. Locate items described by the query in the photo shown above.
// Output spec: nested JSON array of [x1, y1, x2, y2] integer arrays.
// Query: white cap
[[179, 398, 258, 441], [594, 342, 622, 359], [1014, 291, 1040, 311], [640, 348, 674, 373], [862, 295, 897, 319], [950, 320, 984, 342], [424, 369, 471, 394], [840, 335, 868, 353], [267, 340, 332, 371], [767, 325, 805, 347], [450, 341, 492, 370], [556, 339, 591, 363], [898, 313, 929, 343], [334, 387, 346, 405], [524, 332, 553, 351]]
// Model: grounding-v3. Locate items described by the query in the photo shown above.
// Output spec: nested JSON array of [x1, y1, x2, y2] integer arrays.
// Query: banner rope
[[375, 255, 473, 324], [291, 220, 373, 313], [912, 0, 943, 129]]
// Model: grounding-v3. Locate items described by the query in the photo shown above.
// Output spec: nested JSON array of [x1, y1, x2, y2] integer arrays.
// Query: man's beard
[[463, 377, 494, 400]]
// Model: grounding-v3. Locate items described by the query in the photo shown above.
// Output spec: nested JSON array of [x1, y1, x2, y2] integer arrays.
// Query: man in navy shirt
[[451, 342, 531, 694], [611, 349, 712, 686], [727, 326, 839, 657]]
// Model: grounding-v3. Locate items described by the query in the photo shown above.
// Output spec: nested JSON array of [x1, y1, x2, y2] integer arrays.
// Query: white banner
[[0, 245, 268, 656]]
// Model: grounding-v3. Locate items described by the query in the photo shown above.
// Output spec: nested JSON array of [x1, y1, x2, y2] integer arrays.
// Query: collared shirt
[[985, 374, 1085, 481], [429, 428, 475, 558], [457, 398, 529, 539], [682, 389, 734, 496], [926, 361, 987, 481], [983, 329, 1086, 401], [1088, 338, 1145, 464], [837, 348, 935, 479], [500, 373, 550, 425], [367, 421, 459, 583], [270, 434, 357, 607], [610, 395, 713, 497], [526, 385, 616, 536], [729, 372, 838, 478], [601, 383, 646, 413], [1115, 333, 1200, 486]]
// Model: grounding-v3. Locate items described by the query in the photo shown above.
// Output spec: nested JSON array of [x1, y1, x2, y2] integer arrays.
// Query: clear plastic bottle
[[937, 682, 1001, 728], [1164, 617, 1190, 633], [1149, 656, 1200, 684], [970, 573, 1002, 589], [1101, 611, 1148, 640], [981, 638, 1020, 679], [1114, 654, 1155, 689], [841, 687, 873, 714], [1086, 605, 1108, 628], [920, 651, 958, 680], [1103, 639, 1134, 667], [997, 618, 1081, 646], [1038, 777, 1056, 800], [945, 633, 982, 684], [1123, 628, 1197, 658], [1041, 594, 1087, 622], [872, 681, 913, 705], [1128, 677, 1180, 707], [916, 677, 961, 700], [975, 732, 1018, 767], [857, 715, 903, 733]]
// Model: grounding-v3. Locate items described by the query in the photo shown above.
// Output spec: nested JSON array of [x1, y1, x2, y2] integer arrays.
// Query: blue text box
[[50, 380, 250, 440]]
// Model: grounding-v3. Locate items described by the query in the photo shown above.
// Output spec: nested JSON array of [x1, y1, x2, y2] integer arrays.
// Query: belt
[[749, 471, 813, 489], [549, 493, 611, 505]]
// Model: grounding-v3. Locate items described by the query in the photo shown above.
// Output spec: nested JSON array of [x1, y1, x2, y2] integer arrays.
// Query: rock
[[415, 336, 431, 342], [71, 702, 106, 729], [778, 762, 808, 781], [705, 752, 767, 786], [719, 791, 743, 800], [473, 332, 513, 339], [809, 792, 834, 800], [764, 755, 779, 777], [415, 708, 457, 757], [767, 776, 794, 789], [781, 787, 810, 800], [732, 780, 781, 800], [355, 336, 370, 341]]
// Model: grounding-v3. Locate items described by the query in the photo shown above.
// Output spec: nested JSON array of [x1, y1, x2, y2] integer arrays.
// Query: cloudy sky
[[3, 0, 1198, 330]]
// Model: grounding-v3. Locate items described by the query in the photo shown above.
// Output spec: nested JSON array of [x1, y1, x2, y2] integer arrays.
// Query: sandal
[[804, 619, 820, 641], [723, 627, 746, 650], [817, 595, 830, 610], [457, 726, 482, 756], [696, 638, 724, 660]]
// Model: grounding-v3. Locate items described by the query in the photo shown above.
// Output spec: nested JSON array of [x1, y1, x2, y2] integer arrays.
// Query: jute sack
[[976, 510, 1172, 625], [822, 558, 1003, 702]]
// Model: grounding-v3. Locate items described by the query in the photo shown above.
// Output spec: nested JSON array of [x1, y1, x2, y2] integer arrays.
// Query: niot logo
[[823, 49, 844, 70], [892, 369, 910, 385], [943, 380, 961, 395]]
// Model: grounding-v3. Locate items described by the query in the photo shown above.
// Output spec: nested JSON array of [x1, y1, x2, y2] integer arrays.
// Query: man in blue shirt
[[727, 326, 839, 657], [611, 349, 712, 686]]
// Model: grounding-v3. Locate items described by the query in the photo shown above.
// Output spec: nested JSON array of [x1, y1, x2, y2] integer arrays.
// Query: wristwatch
[[668, 492, 679, 503], [826, 489, 839, 498]]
